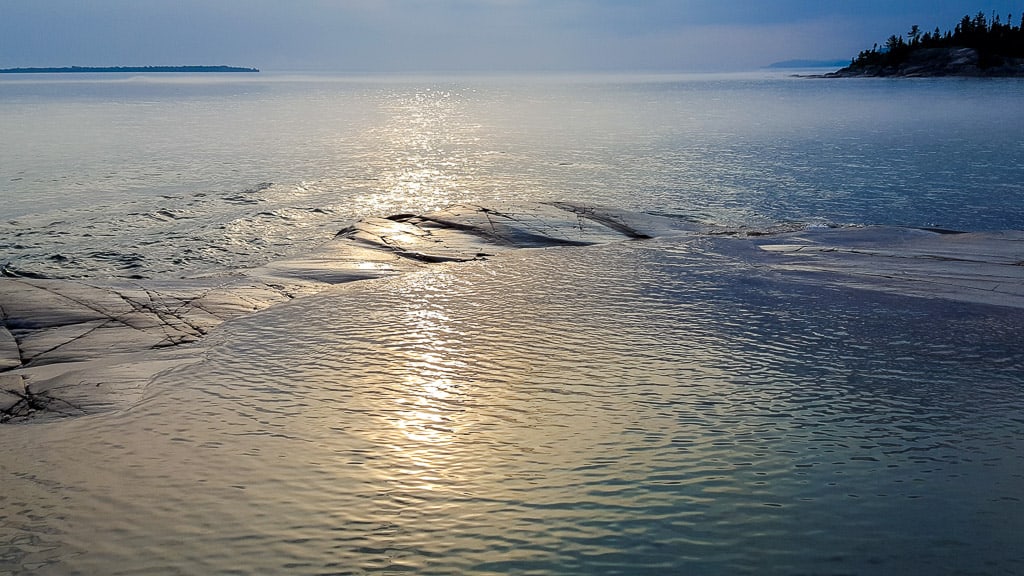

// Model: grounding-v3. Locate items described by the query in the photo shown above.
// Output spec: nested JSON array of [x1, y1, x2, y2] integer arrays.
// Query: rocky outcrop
[[825, 47, 1024, 77]]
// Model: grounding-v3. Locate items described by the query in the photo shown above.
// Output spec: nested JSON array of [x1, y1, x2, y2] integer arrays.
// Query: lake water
[[1, 72, 1023, 575]]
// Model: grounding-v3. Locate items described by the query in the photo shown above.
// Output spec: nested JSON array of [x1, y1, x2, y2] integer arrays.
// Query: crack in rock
[[1, 375, 84, 422]]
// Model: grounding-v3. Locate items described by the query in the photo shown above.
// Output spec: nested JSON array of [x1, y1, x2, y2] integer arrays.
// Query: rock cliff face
[[826, 47, 1024, 77]]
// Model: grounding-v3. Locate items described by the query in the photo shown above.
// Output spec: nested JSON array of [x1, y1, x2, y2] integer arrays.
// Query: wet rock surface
[[748, 226, 1024, 308], [2, 202, 1022, 422]]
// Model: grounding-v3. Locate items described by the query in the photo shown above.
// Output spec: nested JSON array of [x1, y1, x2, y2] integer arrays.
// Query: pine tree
[[909, 24, 921, 45]]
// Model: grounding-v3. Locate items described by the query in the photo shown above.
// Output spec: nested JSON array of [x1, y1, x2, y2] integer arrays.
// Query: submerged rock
[[1, 202, 1021, 422], [0, 203, 682, 422], [747, 226, 1024, 308]]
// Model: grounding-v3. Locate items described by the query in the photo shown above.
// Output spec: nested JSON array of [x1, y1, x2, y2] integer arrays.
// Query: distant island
[[0, 65, 259, 74], [826, 11, 1024, 77], [767, 59, 851, 69]]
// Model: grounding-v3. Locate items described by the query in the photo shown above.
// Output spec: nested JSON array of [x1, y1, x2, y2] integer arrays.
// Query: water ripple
[[1, 239, 1012, 574]]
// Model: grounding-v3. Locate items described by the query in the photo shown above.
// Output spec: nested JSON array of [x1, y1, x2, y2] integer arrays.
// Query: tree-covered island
[[0, 65, 259, 74], [827, 11, 1024, 77]]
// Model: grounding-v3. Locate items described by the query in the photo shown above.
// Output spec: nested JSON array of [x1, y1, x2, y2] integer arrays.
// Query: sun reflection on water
[[388, 270, 472, 491], [357, 87, 481, 215]]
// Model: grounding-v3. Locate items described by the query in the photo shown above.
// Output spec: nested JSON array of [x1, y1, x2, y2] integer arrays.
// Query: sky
[[2, 1, 1022, 72]]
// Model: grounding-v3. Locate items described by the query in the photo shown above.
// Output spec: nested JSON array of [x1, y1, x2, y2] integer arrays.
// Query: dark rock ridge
[[825, 47, 1024, 77], [2, 202, 1022, 422]]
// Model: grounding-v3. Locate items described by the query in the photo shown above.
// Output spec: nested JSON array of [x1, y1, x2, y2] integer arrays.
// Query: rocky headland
[[824, 11, 1024, 77], [826, 46, 1024, 77]]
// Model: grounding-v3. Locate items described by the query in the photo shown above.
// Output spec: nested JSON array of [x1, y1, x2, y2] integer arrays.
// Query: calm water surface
[[1, 73, 1023, 575], [3, 73, 1023, 278]]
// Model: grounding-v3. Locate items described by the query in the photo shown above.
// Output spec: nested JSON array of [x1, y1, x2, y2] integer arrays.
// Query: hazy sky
[[2, 1, 1021, 72]]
